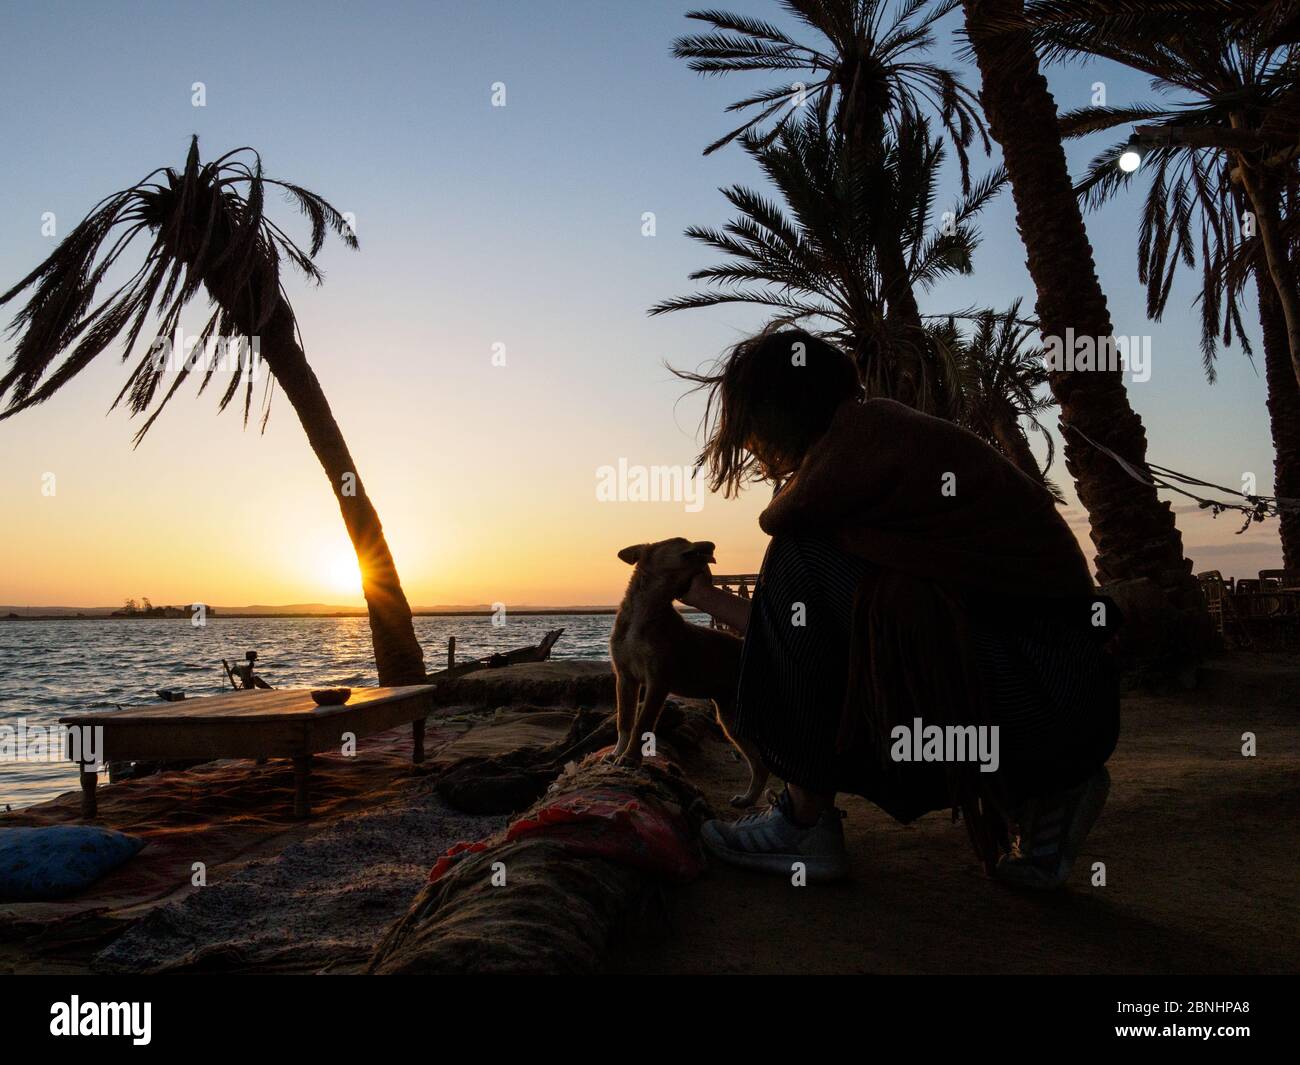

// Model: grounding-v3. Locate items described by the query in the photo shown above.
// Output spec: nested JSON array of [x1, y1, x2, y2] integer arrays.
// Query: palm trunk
[[991, 413, 1043, 484], [1235, 140, 1300, 393], [198, 236, 427, 686], [840, 88, 939, 414], [962, 0, 1208, 643], [255, 304, 428, 686], [876, 235, 938, 411], [1256, 272, 1300, 570]]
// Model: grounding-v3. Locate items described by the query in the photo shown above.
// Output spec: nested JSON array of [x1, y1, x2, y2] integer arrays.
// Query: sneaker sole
[[700, 832, 848, 883]]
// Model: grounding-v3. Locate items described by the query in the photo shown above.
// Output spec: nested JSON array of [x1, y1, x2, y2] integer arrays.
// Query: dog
[[610, 537, 768, 807]]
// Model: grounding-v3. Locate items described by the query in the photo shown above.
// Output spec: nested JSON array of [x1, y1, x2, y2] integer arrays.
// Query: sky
[[0, 0, 1283, 609]]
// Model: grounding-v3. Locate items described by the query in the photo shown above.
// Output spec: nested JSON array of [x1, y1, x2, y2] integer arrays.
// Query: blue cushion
[[0, 826, 146, 900]]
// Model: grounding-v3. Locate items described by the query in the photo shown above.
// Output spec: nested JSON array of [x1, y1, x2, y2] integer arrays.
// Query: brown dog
[[610, 537, 768, 807]]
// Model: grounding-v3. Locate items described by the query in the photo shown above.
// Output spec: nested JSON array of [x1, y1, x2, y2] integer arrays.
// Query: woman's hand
[[678, 565, 752, 635], [679, 566, 715, 610]]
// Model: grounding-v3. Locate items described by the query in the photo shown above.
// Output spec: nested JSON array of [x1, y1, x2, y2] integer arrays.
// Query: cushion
[[0, 825, 146, 900]]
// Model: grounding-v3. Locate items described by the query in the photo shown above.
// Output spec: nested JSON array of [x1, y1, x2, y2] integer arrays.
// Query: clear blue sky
[[0, 0, 1280, 606]]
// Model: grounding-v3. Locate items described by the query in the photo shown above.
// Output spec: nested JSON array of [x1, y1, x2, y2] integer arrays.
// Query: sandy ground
[[607, 654, 1300, 974], [3, 654, 1297, 974]]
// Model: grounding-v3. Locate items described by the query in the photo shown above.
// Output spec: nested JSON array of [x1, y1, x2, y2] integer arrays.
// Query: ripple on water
[[0, 613, 658, 810]]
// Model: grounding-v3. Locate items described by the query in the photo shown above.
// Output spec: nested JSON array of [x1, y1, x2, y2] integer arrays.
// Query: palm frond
[[0, 136, 356, 442], [676, 0, 987, 179]]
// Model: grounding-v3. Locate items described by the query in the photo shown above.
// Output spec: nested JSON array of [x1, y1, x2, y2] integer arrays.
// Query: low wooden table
[[60, 685, 436, 820]]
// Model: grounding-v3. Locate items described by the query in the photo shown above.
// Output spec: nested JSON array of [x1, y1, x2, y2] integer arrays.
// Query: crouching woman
[[677, 329, 1119, 888]]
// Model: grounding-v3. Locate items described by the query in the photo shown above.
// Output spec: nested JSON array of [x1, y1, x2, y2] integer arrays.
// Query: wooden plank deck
[[61, 685, 436, 820]]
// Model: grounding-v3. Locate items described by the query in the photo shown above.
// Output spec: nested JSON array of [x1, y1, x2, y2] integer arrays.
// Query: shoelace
[[733, 790, 785, 826], [731, 790, 847, 828], [733, 795, 780, 827]]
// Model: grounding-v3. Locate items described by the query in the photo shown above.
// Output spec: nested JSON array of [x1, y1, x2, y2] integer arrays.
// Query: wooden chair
[[1260, 568, 1300, 590], [223, 650, 272, 690], [1198, 571, 1252, 647]]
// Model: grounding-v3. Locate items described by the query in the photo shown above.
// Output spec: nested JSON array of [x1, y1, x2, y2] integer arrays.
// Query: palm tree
[[673, 0, 990, 410], [1060, 137, 1300, 573], [1024, 4, 1300, 566], [674, 0, 986, 167], [938, 299, 1059, 486], [1029, 0, 1300, 389], [650, 117, 1003, 411], [959, 0, 1209, 647], [0, 137, 428, 685]]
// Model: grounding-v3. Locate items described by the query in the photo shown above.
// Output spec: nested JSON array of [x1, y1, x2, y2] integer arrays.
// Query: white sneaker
[[701, 789, 848, 882]]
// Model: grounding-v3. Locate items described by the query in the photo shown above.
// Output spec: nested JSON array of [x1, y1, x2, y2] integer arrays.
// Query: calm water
[[0, 613, 668, 810]]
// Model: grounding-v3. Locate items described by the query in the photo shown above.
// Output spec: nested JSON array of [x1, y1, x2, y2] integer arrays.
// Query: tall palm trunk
[[962, 0, 1208, 640], [188, 215, 428, 686], [253, 305, 428, 685], [1256, 273, 1300, 569]]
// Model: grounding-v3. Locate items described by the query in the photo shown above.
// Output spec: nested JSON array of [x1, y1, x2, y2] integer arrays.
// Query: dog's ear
[[617, 543, 647, 566]]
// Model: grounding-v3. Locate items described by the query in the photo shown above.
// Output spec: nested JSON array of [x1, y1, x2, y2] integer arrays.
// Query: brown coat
[[759, 399, 1100, 856], [760, 397, 1093, 599]]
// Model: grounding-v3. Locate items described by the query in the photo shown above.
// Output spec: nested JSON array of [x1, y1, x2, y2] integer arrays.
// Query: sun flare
[[324, 550, 363, 597]]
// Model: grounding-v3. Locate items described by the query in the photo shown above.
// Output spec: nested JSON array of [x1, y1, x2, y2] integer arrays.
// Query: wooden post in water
[[447, 636, 456, 669]]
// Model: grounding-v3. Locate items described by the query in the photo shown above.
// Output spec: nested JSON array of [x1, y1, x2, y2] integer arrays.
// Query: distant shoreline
[[0, 608, 622, 621]]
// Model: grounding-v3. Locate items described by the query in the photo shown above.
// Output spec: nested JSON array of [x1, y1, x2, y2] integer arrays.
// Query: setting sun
[[325, 550, 363, 597]]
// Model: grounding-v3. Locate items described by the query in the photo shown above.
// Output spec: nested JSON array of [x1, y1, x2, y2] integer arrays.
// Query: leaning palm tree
[[939, 299, 1059, 487], [674, 0, 990, 408], [0, 137, 427, 685], [958, 0, 1209, 650], [650, 117, 1003, 412]]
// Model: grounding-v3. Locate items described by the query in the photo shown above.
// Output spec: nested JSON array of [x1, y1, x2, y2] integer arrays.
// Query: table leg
[[80, 766, 98, 819], [293, 755, 312, 819], [412, 717, 426, 765]]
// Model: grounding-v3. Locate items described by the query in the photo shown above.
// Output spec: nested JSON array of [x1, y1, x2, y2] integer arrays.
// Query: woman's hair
[[675, 327, 862, 497]]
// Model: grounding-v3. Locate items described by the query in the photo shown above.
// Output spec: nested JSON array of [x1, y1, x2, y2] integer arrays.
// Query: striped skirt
[[734, 534, 1120, 820]]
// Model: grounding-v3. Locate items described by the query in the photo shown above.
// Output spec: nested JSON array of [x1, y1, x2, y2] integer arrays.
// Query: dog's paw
[[613, 751, 643, 769]]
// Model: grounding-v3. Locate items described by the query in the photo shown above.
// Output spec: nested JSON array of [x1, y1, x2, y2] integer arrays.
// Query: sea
[[0, 612, 700, 811]]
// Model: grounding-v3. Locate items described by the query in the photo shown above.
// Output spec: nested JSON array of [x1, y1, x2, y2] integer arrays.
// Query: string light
[[1065, 423, 1300, 535]]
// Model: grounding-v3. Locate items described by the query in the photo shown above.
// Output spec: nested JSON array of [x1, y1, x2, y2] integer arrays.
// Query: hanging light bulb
[[1118, 134, 1145, 173]]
